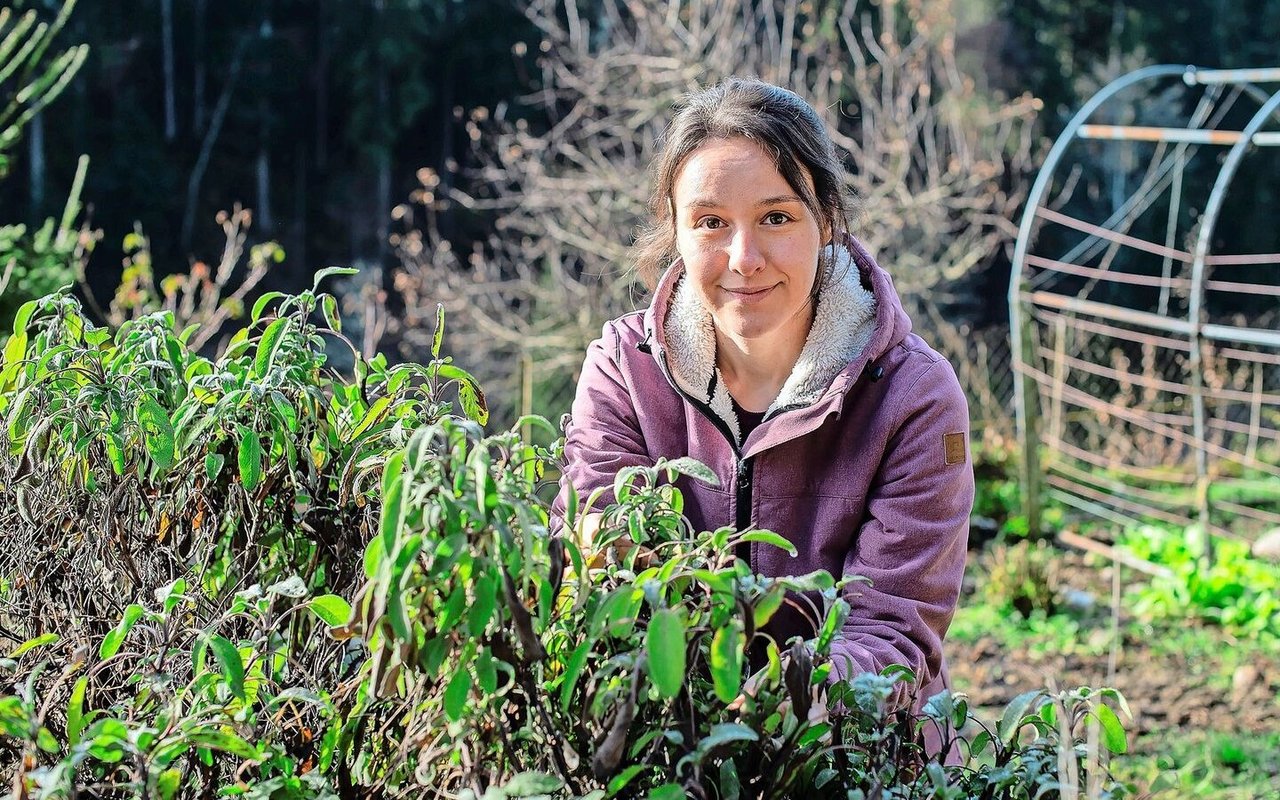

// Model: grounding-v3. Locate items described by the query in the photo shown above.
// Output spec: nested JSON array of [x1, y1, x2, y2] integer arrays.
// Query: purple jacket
[[555, 238, 973, 714]]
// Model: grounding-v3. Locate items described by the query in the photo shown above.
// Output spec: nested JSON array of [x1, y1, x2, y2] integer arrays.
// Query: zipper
[[640, 331, 884, 569], [733, 457, 754, 565]]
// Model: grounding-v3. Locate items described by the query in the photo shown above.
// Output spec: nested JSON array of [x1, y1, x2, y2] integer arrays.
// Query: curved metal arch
[[1184, 85, 1280, 532], [1007, 64, 1280, 542], [1007, 65, 1189, 535]]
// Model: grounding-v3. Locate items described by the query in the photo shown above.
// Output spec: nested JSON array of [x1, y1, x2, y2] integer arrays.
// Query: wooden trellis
[[1010, 66, 1280, 551]]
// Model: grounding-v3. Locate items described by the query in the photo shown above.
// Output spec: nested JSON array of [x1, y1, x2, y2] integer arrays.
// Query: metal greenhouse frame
[[1009, 66, 1280, 552]]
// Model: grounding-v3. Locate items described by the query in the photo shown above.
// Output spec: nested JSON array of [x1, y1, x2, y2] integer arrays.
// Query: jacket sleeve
[[551, 322, 654, 530], [828, 357, 974, 702]]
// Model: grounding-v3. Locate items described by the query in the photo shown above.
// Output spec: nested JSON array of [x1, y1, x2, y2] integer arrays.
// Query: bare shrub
[[393, 0, 1039, 425]]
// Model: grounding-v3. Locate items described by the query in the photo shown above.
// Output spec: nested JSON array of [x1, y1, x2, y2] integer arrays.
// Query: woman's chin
[[712, 317, 783, 345]]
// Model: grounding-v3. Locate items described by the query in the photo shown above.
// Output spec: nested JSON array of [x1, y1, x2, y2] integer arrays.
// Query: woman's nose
[[728, 229, 765, 275]]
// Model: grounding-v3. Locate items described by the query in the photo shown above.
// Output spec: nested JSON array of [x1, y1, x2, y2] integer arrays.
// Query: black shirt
[[731, 396, 767, 440]]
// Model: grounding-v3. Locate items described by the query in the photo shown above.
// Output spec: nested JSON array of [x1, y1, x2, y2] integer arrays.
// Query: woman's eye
[[764, 212, 790, 225], [698, 217, 725, 230]]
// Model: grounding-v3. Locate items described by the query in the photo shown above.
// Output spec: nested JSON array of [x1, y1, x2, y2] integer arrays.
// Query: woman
[[554, 77, 973, 719]]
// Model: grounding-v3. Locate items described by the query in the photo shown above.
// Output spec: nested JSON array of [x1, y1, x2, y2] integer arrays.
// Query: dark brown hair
[[632, 77, 854, 289]]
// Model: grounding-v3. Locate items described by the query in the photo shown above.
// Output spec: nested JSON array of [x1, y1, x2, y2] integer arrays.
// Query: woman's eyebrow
[[756, 194, 804, 206], [683, 194, 804, 209]]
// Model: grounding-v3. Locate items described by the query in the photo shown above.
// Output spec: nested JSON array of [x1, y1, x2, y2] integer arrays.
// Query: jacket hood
[[645, 236, 913, 444]]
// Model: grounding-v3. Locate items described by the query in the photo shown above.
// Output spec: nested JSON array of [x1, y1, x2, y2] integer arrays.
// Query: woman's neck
[[715, 307, 813, 413]]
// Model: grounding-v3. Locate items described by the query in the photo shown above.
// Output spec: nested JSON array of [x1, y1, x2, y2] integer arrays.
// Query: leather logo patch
[[943, 432, 966, 466]]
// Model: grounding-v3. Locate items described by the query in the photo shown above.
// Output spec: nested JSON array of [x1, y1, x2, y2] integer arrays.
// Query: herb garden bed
[[949, 546, 1280, 798]]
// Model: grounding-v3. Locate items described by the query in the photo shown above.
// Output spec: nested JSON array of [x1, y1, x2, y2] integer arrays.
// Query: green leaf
[[254, 317, 289, 377], [99, 629, 125, 661], [458, 375, 489, 425], [752, 586, 786, 628], [155, 768, 182, 800], [99, 604, 144, 660], [998, 689, 1044, 746], [437, 364, 488, 425], [83, 719, 129, 763], [204, 452, 224, 481], [696, 722, 759, 755], [11, 299, 37, 336], [237, 425, 262, 492], [347, 395, 391, 442], [645, 608, 686, 700], [309, 595, 351, 627], [1098, 687, 1133, 720], [269, 391, 298, 433], [1094, 702, 1127, 754], [1, 332, 27, 380], [719, 760, 741, 800], [969, 729, 992, 758], [363, 535, 385, 580], [739, 529, 796, 556], [660, 456, 718, 486], [379, 452, 406, 553], [475, 648, 498, 694], [207, 635, 246, 702], [9, 632, 58, 658], [386, 534, 424, 641], [105, 431, 126, 474], [250, 291, 286, 323], [312, 266, 359, 290], [1040, 701, 1057, 727], [137, 396, 175, 471], [443, 668, 471, 722], [431, 303, 445, 358], [709, 624, 743, 703], [36, 726, 59, 753], [467, 571, 498, 637], [645, 784, 685, 800], [185, 728, 258, 759], [607, 765, 646, 797], [320, 293, 341, 333], [777, 570, 835, 592], [158, 578, 186, 614], [66, 676, 88, 744], [816, 599, 846, 651], [558, 639, 593, 711], [502, 771, 564, 797]]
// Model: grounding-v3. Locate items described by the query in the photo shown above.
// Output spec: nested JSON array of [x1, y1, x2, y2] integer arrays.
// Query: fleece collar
[[657, 243, 879, 444]]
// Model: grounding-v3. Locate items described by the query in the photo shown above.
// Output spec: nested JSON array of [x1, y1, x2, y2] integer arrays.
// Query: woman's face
[[672, 136, 824, 350]]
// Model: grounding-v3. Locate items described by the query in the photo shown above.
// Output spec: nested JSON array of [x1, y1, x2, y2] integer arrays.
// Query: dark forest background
[[8, 0, 1277, 298]]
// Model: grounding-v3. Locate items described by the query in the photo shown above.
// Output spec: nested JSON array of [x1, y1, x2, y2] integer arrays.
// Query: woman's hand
[[579, 512, 657, 571]]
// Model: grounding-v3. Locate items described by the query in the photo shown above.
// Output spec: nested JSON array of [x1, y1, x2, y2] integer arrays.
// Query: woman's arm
[[829, 357, 974, 699], [552, 322, 655, 533]]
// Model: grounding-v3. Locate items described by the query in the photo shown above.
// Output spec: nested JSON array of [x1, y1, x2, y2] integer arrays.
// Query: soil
[[945, 550, 1280, 754]]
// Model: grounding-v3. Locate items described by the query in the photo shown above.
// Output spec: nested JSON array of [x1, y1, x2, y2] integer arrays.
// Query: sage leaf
[[645, 608, 686, 700], [207, 634, 246, 702], [709, 623, 743, 703], [308, 595, 352, 627], [237, 425, 262, 492], [444, 668, 471, 722], [1095, 702, 1127, 754]]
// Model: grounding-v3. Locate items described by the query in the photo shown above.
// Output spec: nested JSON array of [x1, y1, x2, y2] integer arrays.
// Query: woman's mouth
[[723, 284, 775, 303]]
